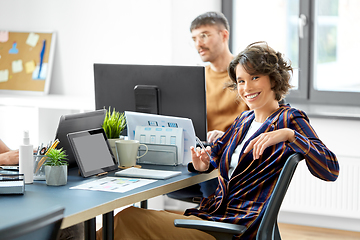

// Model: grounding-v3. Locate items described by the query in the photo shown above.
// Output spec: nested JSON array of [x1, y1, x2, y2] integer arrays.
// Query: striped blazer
[[185, 104, 339, 240]]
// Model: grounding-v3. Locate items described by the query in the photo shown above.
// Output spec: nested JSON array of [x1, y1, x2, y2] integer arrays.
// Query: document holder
[[137, 143, 178, 166], [0, 174, 25, 195], [134, 125, 184, 165]]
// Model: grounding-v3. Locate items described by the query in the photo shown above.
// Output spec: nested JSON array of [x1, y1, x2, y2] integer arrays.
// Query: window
[[224, 0, 360, 107]]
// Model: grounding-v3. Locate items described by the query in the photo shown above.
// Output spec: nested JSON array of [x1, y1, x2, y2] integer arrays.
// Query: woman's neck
[[253, 102, 280, 123]]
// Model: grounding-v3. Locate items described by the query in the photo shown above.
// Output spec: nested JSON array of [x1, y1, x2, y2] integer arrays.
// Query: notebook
[[115, 167, 181, 180]]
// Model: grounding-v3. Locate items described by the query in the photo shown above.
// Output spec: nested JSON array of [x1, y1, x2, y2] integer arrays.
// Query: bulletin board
[[0, 31, 56, 95]]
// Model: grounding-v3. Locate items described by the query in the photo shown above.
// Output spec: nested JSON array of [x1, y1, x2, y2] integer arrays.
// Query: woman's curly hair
[[227, 41, 293, 101]]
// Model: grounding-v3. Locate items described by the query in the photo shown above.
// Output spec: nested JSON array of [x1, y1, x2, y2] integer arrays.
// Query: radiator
[[281, 156, 360, 219]]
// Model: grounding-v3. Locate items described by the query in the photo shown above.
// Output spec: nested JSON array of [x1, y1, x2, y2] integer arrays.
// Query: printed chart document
[[70, 177, 156, 193]]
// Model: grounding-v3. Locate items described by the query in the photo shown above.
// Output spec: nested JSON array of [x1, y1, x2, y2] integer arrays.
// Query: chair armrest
[[174, 219, 247, 235]]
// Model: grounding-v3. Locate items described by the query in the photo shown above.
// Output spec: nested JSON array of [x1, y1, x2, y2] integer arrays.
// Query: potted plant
[[102, 107, 127, 163], [44, 148, 68, 186]]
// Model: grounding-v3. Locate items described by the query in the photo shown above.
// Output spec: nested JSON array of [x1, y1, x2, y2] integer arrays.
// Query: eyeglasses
[[192, 33, 211, 44]]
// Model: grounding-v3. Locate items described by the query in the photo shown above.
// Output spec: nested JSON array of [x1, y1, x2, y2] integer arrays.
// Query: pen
[[46, 140, 52, 150], [49, 139, 59, 151], [44, 139, 59, 156], [36, 143, 43, 155], [38, 40, 46, 79], [35, 145, 40, 155], [195, 137, 217, 168], [35, 139, 60, 173]]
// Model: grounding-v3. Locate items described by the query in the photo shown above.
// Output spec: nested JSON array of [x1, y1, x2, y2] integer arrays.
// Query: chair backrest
[[256, 153, 304, 240], [0, 206, 64, 240]]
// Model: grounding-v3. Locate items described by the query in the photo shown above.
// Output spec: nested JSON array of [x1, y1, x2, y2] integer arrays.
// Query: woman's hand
[[243, 128, 295, 160], [190, 146, 212, 172], [207, 130, 224, 143]]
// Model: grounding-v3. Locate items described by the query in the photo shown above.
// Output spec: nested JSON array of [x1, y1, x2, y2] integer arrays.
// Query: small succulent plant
[[43, 148, 68, 166]]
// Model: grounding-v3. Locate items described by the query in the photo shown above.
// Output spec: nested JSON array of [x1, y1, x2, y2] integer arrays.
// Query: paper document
[[70, 177, 156, 193]]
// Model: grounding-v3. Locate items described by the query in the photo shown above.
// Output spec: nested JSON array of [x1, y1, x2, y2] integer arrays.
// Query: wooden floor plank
[[279, 223, 360, 240]]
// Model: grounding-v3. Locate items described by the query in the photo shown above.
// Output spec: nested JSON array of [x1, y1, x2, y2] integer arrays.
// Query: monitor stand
[[134, 85, 160, 114]]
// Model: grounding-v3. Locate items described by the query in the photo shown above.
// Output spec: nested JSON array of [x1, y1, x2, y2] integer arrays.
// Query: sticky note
[[0, 31, 9, 43], [32, 63, 47, 80], [9, 42, 19, 54], [26, 32, 40, 47], [0, 69, 9, 82], [25, 60, 36, 74], [12, 60, 23, 73]]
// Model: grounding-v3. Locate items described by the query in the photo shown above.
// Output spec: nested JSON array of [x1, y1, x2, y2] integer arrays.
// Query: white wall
[[278, 117, 360, 232], [0, 0, 220, 97], [0, 0, 221, 148]]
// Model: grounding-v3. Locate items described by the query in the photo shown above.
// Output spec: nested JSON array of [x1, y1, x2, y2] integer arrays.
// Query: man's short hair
[[190, 12, 230, 32]]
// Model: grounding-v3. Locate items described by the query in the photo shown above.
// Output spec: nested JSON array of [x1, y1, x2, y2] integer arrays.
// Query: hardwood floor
[[279, 223, 360, 240]]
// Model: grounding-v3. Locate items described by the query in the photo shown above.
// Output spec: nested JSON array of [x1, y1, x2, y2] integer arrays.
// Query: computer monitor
[[93, 63, 208, 141]]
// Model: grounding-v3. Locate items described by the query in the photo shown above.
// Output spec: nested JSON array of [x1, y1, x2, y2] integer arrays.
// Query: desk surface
[[1, 165, 217, 229]]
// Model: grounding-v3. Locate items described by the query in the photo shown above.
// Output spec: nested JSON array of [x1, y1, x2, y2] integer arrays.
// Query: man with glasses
[[167, 12, 248, 202], [191, 11, 248, 142]]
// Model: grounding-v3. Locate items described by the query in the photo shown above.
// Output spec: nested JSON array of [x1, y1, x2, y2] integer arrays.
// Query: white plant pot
[[107, 137, 123, 164], [45, 165, 68, 186]]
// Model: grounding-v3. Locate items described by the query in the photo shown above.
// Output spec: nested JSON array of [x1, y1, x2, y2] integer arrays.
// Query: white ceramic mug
[[115, 140, 148, 167]]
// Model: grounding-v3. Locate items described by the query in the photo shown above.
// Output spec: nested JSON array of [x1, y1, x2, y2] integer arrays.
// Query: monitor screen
[[93, 64, 207, 141]]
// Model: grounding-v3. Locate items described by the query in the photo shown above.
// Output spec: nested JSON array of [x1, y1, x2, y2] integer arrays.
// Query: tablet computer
[[67, 128, 118, 177], [54, 109, 106, 168]]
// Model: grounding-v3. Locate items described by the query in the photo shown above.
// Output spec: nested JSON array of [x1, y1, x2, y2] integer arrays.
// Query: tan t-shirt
[[205, 65, 249, 132]]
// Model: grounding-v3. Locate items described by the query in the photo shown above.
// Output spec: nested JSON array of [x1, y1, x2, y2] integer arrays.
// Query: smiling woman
[[234, 67, 278, 123], [227, 41, 293, 122], [228, 42, 293, 101], [92, 41, 339, 240]]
